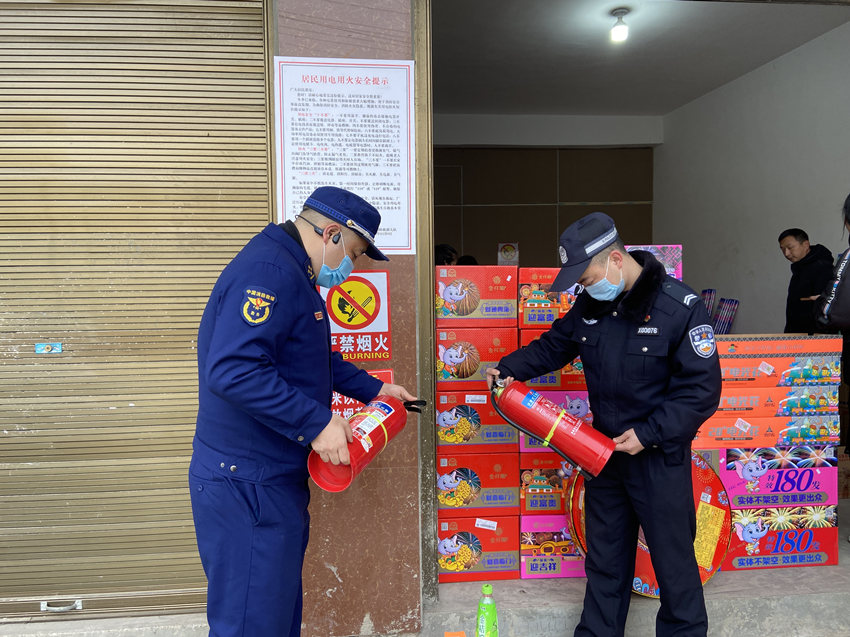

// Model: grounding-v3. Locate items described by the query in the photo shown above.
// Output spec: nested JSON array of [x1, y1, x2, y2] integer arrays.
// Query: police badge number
[[241, 286, 277, 326], [689, 324, 716, 358]]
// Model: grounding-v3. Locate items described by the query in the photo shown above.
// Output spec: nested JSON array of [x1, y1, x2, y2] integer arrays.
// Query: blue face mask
[[585, 256, 625, 301], [315, 233, 354, 288]]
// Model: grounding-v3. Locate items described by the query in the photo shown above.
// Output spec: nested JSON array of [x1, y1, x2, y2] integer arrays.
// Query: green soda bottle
[[475, 583, 499, 637]]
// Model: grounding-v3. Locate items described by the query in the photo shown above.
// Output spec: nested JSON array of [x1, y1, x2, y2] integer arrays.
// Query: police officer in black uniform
[[189, 186, 416, 636], [487, 212, 721, 637]]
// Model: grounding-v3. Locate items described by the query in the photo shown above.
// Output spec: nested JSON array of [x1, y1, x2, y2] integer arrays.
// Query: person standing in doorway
[[778, 228, 835, 334], [487, 212, 721, 636]]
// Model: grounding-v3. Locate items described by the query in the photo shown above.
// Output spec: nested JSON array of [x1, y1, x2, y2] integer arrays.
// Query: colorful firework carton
[[721, 507, 838, 571], [519, 453, 572, 515], [436, 391, 518, 453], [436, 327, 518, 391], [435, 265, 518, 327], [694, 415, 839, 449], [625, 244, 683, 281], [517, 267, 581, 328], [712, 385, 840, 418], [716, 334, 842, 357], [520, 514, 585, 579], [437, 516, 520, 582], [518, 389, 594, 454], [719, 353, 841, 387], [436, 452, 520, 518], [519, 330, 587, 391], [720, 447, 838, 508]]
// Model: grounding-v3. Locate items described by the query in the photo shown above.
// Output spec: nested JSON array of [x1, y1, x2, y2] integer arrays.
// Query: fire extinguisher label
[[521, 390, 540, 409]]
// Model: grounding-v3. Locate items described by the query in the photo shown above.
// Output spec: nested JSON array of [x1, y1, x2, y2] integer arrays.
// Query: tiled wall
[[434, 147, 654, 266]]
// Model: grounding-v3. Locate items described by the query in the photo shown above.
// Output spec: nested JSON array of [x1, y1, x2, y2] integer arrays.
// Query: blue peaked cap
[[304, 186, 389, 261]]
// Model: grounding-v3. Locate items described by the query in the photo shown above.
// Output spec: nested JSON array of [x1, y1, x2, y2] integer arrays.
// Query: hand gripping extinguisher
[[308, 396, 427, 492], [491, 381, 615, 479]]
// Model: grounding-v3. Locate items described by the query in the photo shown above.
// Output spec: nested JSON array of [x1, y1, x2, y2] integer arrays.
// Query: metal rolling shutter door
[[0, 0, 271, 620]]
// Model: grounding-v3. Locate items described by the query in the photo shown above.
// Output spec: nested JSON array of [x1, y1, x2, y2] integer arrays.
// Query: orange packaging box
[[435, 265, 518, 327], [436, 327, 518, 390], [436, 391, 518, 454], [520, 514, 586, 579], [716, 335, 842, 357], [722, 510, 838, 571], [518, 330, 587, 391], [437, 516, 519, 583], [520, 453, 571, 515], [719, 354, 841, 387], [517, 267, 581, 328], [436, 452, 520, 518], [713, 385, 840, 418], [694, 415, 839, 449]]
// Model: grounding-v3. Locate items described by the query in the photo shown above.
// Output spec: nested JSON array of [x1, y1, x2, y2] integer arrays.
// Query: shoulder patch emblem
[[689, 324, 716, 358], [241, 286, 277, 326]]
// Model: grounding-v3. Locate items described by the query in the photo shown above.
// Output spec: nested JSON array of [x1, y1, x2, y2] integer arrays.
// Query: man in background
[[779, 228, 834, 334]]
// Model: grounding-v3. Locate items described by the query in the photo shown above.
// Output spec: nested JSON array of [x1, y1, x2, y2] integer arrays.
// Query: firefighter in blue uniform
[[189, 186, 416, 637], [487, 213, 721, 637]]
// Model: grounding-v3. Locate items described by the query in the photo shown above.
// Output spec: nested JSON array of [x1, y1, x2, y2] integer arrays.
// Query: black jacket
[[785, 244, 834, 334], [496, 251, 721, 462]]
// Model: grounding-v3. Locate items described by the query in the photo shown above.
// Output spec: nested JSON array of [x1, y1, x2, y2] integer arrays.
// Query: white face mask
[[584, 256, 624, 301]]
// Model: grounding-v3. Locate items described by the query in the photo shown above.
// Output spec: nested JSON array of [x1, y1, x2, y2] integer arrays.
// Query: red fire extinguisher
[[308, 396, 426, 492], [492, 381, 614, 479]]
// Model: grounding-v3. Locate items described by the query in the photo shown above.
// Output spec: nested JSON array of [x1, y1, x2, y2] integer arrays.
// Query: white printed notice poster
[[274, 57, 416, 255]]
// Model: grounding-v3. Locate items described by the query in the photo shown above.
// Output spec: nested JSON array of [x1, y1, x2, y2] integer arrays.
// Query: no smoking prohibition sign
[[321, 271, 392, 361], [328, 276, 381, 329]]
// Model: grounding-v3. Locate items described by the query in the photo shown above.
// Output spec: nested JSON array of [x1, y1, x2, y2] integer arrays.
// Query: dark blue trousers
[[575, 449, 707, 637], [189, 447, 310, 637]]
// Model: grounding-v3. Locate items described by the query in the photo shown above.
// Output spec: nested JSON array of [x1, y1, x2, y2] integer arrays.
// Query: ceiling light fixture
[[610, 8, 630, 43]]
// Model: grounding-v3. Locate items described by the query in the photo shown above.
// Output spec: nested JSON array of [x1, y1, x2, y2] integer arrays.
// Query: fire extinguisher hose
[[490, 384, 596, 481]]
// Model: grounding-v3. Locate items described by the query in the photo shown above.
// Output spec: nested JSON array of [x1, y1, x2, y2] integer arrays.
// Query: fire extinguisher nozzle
[[403, 399, 427, 413]]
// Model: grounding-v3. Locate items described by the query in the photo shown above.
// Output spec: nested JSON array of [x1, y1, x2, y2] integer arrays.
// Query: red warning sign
[[328, 275, 381, 330], [321, 271, 392, 362]]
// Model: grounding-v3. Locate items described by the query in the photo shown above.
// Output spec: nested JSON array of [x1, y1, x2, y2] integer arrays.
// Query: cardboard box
[[694, 415, 840, 449], [716, 335, 842, 357], [519, 453, 570, 515], [436, 391, 518, 453], [719, 354, 841, 387], [722, 509, 838, 571], [519, 329, 587, 391], [435, 265, 518, 327], [714, 385, 840, 418], [437, 516, 520, 582], [436, 452, 520, 518], [436, 327, 518, 390], [520, 514, 585, 579], [624, 244, 683, 280], [517, 389, 594, 453], [517, 267, 580, 328], [719, 447, 838, 508]]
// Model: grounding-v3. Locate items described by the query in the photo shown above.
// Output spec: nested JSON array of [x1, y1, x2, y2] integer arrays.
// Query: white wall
[[654, 21, 850, 334]]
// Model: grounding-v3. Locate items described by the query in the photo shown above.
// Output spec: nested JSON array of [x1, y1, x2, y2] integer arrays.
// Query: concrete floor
[[2, 499, 848, 637]]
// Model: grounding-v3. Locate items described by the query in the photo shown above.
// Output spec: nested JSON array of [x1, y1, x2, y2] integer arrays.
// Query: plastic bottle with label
[[475, 583, 498, 637]]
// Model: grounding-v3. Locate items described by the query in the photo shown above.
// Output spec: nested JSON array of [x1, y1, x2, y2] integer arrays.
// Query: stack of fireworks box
[[435, 265, 521, 582], [515, 267, 589, 580], [693, 334, 841, 571]]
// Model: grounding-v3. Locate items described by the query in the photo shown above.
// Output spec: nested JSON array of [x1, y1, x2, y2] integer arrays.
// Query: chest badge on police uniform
[[689, 324, 716, 358], [241, 286, 277, 326]]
